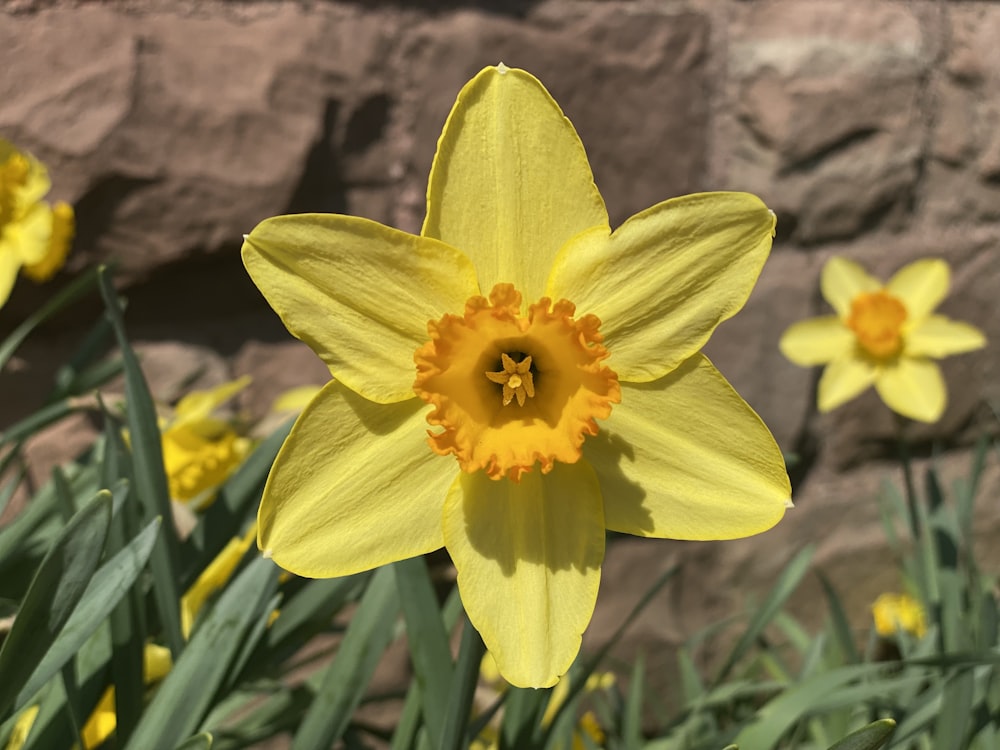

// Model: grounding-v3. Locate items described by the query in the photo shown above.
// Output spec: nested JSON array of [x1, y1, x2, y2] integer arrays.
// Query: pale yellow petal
[[243, 214, 479, 404], [173, 376, 252, 423], [821, 257, 881, 318], [443, 462, 605, 688], [547, 192, 775, 382], [585, 354, 788, 540], [6, 705, 39, 750], [906, 315, 986, 358], [886, 258, 949, 322], [9, 203, 53, 266], [258, 380, 451, 577], [21, 201, 74, 283], [817, 353, 877, 412], [180, 524, 256, 638], [270, 384, 322, 413], [874, 357, 946, 423], [143, 643, 174, 683], [779, 316, 855, 366], [81, 688, 117, 750], [0, 244, 20, 308], [422, 65, 608, 303]]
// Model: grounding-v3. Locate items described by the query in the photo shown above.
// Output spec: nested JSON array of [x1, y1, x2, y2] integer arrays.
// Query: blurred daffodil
[[0, 138, 74, 307], [780, 257, 985, 422], [161, 377, 252, 509], [872, 592, 927, 639], [180, 523, 257, 638], [79, 643, 173, 749], [243, 64, 790, 687]]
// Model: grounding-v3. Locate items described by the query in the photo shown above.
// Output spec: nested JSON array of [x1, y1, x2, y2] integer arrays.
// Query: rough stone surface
[[2, 0, 1000, 708]]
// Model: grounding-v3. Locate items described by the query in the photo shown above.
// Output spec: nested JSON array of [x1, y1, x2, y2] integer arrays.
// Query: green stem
[[440, 614, 485, 750]]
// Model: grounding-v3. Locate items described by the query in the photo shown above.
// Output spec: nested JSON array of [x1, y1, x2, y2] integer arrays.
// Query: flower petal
[[817, 353, 877, 412], [422, 65, 609, 303], [443, 462, 605, 688], [258, 380, 451, 577], [243, 214, 479, 404], [886, 259, 949, 322], [779, 316, 855, 366], [821, 256, 881, 318], [874, 357, 946, 423], [906, 315, 987, 358], [585, 354, 789, 540], [0, 244, 20, 308], [547, 193, 775, 382]]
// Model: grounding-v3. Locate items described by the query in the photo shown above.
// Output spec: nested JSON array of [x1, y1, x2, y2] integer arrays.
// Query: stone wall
[[3, 0, 999, 698]]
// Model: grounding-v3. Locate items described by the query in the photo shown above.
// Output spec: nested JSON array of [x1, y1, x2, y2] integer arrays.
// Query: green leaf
[[125, 557, 279, 750], [0, 267, 99, 373], [175, 732, 213, 750], [395, 556, 454, 749], [935, 669, 975, 748], [11, 516, 161, 715], [713, 545, 815, 685], [291, 565, 399, 750], [825, 718, 896, 750], [622, 655, 645, 750], [817, 571, 860, 664], [0, 490, 112, 720], [98, 266, 184, 655]]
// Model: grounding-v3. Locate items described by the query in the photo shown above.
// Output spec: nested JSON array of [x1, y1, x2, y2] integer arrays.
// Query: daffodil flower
[[780, 257, 986, 423], [243, 64, 790, 687], [160, 377, 253, 508], [871, 592, 927, 639], [0, 139, 75, 307]]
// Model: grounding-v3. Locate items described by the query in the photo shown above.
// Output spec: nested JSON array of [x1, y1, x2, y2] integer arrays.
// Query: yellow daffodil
[[79, 643, 173, 749], [160, 377, 253, 508], [5, 705, 39, 750], [871, 592, 927, 639], [243, 64, 790, 687], [780, 257, 986, 423], [0, 138, 75, 307], [180, 522, 257, 638]]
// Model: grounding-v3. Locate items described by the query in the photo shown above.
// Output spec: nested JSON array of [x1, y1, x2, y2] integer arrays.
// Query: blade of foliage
[[817, 571, 860, 664], [175, 734, 213, 750], [825, 719, 896, 750], [732, 664, 907, 747], [713, 545, 815, 686], [265, 573, 370, 650], [49, 312, 115, 400], [125, 557, 278, 750], [0, 490, 112, 720], [501, 684, 548, 750], [540, 562, 680, 744], [12, 515, 160, 714], [292, 564, 399, 750], [441, 612, 487, 750], [0, 266, 99, 373], [395, 555, 454, 749], [98, 266, 184, 655], [0, 399, 79, 446], [935, 669, 975, 748], [623, 655, 645, 750]]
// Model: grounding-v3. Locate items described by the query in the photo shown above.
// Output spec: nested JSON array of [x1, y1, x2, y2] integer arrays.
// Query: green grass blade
[[817, 571, 860, 664], [623, 654, 645, 750], [825, 718, 896, 750], [97, 266, 184, 655], [292, 565, 399, 750], [441, 612, 487, 750], [934, 669, 975, 748], [395, 555, 454, 748], [12, 515, 160, 715], [0, 490, 112, 720], [265, 573, 370, 650], [125, 556, 279, 750], [0, 267, 100, 372], [713, 545, 815, 685], [175, 732, 213, 750], [0, 399, 79, 445]]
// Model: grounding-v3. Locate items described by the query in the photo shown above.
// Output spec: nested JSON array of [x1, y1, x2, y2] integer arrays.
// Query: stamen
[[414, 283, 620, 481]]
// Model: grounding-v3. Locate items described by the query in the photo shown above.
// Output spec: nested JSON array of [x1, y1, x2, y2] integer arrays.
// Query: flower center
[[413, 283, 621, 481], [847, 290, 907, 359]]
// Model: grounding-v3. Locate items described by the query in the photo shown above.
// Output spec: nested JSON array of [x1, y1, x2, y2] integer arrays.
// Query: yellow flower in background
[[180, 523, 257, 638], [0, 138, 75, 306], [79, 643, 173, 749], [161, 377, 253, 508], [780, 257, 986, 423], [872, 592, 927, 639], [243, 64, 790, 687], [5, 705, 39, 750]]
